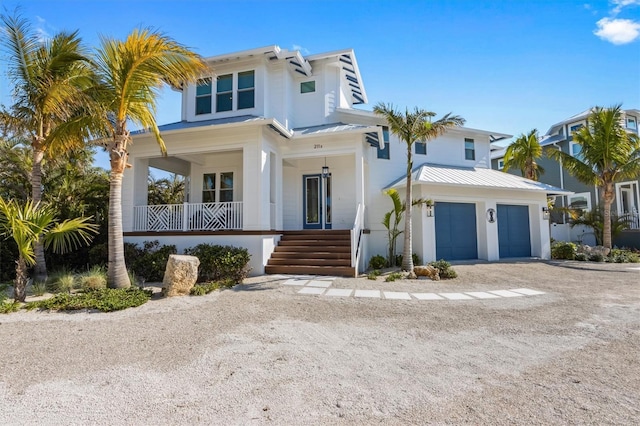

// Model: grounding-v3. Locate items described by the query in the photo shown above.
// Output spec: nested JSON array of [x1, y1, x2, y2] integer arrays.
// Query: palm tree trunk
[[602, 184, 615, 249], [31, 146, 48, 283], [107, 132, 131, 288], [14, 257, 28, 302], [403, 144, 415, 276]]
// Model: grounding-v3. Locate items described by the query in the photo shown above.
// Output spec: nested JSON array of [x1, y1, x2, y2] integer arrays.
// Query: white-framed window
[[415, 141, 426, 155], [464, 138, 475, 161], [570, 141, 584, 161], [497, 158, 504, 170], [209, 70, 256, 113], [569, 123, 583, 134], [627, 116, 637, 130], [567, 192, 591, 213], [237, 70, 255, 109], [300, 81, 315, 93], [202, 172, 234, 203], [195, 78, 212, 115], [377, 126, 390, 160], [616, 181, 639, 215], [216, 74, 233, 112]]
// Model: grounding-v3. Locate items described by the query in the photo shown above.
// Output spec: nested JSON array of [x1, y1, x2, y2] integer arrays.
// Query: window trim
[[464, 138, 475, 161], [195, 78, 212, 115], [567, 192, 591, 213], [300, 80, 316, 94], [237, 70, 255, 110], [201, 171, 235, 203], [415, 141, 427, 155], [216, 73, 233, 113]]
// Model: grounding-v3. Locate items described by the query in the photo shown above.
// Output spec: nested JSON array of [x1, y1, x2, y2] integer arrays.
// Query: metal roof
[[131, 116, 265, 135], [292, 122, 375, 137], [386, 163, 572, 195]]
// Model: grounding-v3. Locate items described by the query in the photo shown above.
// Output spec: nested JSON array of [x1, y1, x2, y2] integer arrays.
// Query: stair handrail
[[351, 203, 364, 274]]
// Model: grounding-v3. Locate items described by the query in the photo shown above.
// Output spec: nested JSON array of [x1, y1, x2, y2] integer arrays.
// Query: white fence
[[133, 202, 243, 231]]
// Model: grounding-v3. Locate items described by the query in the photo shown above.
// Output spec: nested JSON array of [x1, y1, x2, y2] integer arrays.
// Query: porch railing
[[351, 203, 364, 274], [133, 202, 243, 232], [620, 212, 640, 230]]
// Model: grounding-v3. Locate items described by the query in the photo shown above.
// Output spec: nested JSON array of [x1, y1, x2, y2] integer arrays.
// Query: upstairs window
[[195, 78, 212, 115], [497, 159, 505, 170], [570, 141, 584, 161], [377, 126, 390, 160], [464, 138, 475, 161], [627, 116, 637, 130], [569, 123, 583, 134], [415, 141, 427, 155], [216, 74, 233, 112], [301, 81, 315, 93], [237, 71, 255, 110], [568, 192, 591, 214]]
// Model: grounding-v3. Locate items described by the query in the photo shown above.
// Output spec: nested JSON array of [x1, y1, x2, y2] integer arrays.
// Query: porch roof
[[385, 163, 572, 196], [292, 122, 378, 137], [132, 115, 293, 138]]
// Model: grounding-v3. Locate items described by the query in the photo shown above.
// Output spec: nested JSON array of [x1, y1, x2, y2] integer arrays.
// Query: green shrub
[[607, 249, 640, 263], [79, 266, 107, 290], [125, 241, 177, 282], [589, 253, 605, 262], [48, 268, 77, 293], [385, 272, 404, 282], [366, 271, 379, 280], [190, 281, 221, 296], [574, 253, 588, 261], [26, 288, 152, 312], [184, 244, 251, 283], [31, 280, 47, 296], [428, 259, 458, 279], [0, 301, 21, 314], [368, 255, 388, 270], [551, 241, 577, 260], [395, 253, 421, 267]]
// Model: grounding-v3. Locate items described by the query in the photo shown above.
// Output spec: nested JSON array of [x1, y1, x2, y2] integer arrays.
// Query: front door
[[303, 174, 331, 229]]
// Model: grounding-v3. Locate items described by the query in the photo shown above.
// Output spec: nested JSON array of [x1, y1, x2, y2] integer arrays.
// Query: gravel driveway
[[1, 260, 639, 424]]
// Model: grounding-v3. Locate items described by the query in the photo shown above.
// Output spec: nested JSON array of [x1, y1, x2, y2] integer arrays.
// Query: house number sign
[[487, 208, 496, 223]]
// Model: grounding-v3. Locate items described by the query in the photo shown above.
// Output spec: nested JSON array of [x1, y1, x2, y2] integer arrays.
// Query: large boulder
[[414, 265, 440, 281], [162, 254, 200, 297]]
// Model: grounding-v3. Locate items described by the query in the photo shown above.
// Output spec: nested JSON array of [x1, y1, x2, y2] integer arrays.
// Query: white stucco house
[[122, 45, 568, 276]]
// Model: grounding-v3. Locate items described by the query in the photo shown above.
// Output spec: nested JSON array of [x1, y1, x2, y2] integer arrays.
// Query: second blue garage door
[[497, 204, 531, 258], [435, 202, 478, 260]]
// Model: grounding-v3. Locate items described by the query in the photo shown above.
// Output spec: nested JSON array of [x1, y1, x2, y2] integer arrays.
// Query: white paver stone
[[412, 293, 444, 300], [509, 288, 546, 296], [488, 290, 525, 298], [316, 276, 337, 281], [282, 279, 308, 286], [354, 290, 381, 298], [440, 293, 474, 300], [325, 288, 353, 297], [465, 291, 501, 299], [307, 280, 333, 288], [383, 291, 412, 300], [298, 287, 325, 295]]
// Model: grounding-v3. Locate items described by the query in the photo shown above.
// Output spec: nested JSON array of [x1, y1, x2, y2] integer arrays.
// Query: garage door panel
[[497, 204, 531, 258], [435, 202, 478, 260]]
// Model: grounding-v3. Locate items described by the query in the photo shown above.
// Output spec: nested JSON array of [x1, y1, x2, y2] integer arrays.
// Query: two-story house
[[491, 108, 640, 248], [122, 45, 567, 276]]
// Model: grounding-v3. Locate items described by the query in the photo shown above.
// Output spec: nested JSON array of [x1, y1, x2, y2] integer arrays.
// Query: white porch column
[[122, 158, 149, 232], [530, 203, 550, 259], [482, 200, 500, 261], [242, 142, 271, 231], [355, 144, 365, 216]]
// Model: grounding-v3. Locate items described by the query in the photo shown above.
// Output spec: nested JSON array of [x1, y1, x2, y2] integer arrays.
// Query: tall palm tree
[[502, 128, 545, 181], [547, 105, 640, 249], [0, 198, 97, 302], [374, 103, 465, 276], [1, 13, 94, 282], [92, 29, 207, 288]]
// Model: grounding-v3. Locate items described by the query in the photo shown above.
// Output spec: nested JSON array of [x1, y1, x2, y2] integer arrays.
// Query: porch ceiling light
[[542, 206, 550, 220]]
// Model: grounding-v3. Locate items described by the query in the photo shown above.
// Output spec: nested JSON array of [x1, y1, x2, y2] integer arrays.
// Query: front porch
[[133, 202, 243, 232]]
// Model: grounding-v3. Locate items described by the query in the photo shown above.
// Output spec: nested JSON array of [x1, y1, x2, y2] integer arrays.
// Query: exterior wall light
[[542, 206, 550, 220], [322, 165, 330, 178], [425, 203, 434, 218]]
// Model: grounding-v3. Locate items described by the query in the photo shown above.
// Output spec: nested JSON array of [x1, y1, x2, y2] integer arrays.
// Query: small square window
[[415, 141, 426, 155], [301, 81, 315, 93], [498, 159, 505, 170], [464, 138, 475, 161]]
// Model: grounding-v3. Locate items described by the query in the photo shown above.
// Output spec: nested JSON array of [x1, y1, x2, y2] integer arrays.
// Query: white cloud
[[292, 44, 310, 55], [34, 15, 52, 42], [611, 0, 640, 15], [594, 17, 640, 44]]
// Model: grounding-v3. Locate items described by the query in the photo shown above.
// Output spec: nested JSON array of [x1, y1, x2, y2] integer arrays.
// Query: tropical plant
[[1, 13, 95, 282], [148, 173, 185, 205], [502, 128, 545, 180], [91, 28, 208, 288], [547, 105, 640, 248], [374, 103, 464, 275], [569, 206, 630, 246], [0, 198, 98, 302]]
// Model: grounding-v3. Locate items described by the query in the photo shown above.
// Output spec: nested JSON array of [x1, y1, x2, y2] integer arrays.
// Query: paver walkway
[[280, 276, 546, 301]]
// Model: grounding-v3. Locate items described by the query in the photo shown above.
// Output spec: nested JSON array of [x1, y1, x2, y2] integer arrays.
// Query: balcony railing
[[133, 202, 243, 232]]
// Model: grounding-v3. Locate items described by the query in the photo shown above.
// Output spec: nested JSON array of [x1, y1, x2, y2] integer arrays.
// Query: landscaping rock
[[577, 244, 611, 258], [414, 265, 440, 281], [162, 255, 200, 297]]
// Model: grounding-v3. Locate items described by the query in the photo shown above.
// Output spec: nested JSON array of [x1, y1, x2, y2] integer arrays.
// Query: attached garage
[[435, 202, 478, 260], [497, 204, 531, 258]]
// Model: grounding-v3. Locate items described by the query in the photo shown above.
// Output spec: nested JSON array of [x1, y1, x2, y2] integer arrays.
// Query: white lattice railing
[[133, 202, 243, 231], [351, 203, 364, 272]]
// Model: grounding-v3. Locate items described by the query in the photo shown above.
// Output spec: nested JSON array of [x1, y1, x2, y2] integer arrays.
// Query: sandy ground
[[0, 259, 639, 425]]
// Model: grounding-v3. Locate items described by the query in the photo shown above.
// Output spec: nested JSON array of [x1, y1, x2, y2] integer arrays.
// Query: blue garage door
[[497, 204, 531, 258], [435, 202, 478, 260]]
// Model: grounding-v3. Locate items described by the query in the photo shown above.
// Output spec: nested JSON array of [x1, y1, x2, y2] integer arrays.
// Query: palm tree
[[547, 105, 640, 249], [374, 103, 465, 276], [148, 173, 186, 205], [92, 29, 208, 288], [502, 128, 545, 180], [1, 13, 94, 282], [0, 198, 98, 302]]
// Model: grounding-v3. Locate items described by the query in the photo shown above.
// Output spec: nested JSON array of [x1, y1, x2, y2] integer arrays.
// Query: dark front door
[[497, 204, 531, 258], [435, 202, 478, 260], [303, 174, 331, 229]]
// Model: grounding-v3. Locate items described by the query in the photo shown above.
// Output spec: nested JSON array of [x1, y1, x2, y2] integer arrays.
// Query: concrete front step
[[265, 264, 355, 277]]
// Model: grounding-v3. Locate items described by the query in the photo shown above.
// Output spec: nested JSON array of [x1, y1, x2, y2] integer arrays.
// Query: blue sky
[[1, 0, 639, 168]]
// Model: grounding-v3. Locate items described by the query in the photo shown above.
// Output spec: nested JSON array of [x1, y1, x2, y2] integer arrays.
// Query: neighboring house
[[123, 45, 568, 276], [491, 108, 640, 247]]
